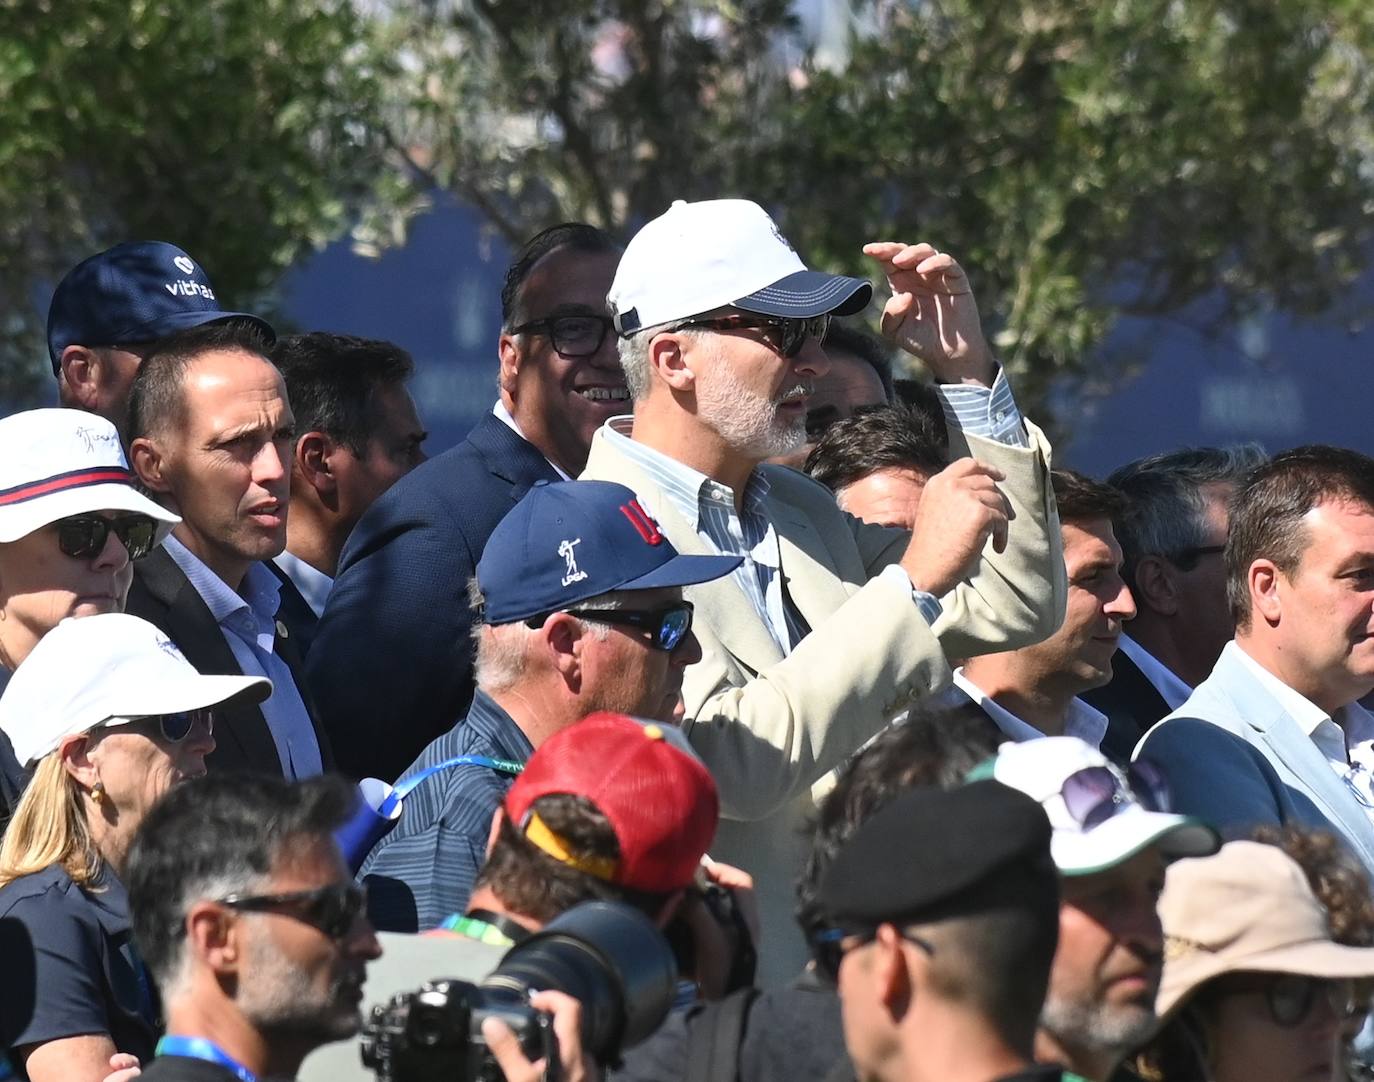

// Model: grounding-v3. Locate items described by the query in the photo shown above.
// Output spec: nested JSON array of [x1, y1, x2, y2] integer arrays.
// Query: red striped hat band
[[0, 466, 135, 507]]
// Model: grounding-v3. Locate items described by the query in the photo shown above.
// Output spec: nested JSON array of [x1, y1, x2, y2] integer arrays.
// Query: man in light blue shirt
[[126, 318, 329, 779]]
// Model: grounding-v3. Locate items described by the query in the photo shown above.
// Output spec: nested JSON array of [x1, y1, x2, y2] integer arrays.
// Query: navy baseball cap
[[47, 241, 276, 373], [477, 480, 742, 625]]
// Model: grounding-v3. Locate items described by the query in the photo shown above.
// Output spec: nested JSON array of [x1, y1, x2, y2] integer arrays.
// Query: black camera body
[[360, 901, 677, 1082], [361, 978, 557, 1082]]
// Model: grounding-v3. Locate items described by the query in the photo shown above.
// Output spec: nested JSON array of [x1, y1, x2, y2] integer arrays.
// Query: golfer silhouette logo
[[559, 538, 587, 587]]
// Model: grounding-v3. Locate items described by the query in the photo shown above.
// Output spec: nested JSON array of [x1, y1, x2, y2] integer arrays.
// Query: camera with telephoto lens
[[360, 901, 678, 1082]]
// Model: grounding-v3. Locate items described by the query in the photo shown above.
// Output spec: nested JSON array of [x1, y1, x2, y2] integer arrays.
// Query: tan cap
[[1156, 840, 1374, 1020]]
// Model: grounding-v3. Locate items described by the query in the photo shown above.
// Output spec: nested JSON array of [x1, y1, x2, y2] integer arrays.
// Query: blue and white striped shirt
[[601, 369, 1027, 651]]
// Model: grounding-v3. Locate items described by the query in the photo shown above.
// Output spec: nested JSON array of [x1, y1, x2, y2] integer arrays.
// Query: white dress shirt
[[952, 669, 1108, 749]]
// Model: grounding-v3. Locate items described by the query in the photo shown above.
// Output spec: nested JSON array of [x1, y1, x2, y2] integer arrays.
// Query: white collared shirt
[[272, 550, 334, 619], [1229, 641, 1374, 815], [491, 400, 571, 481], [952, 669, 1108, 749], [1116, 634, 1193, 711]]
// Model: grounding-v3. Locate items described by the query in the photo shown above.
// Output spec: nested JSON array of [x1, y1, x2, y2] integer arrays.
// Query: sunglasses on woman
[[55, 513, 158, 561], [217, 882, 368, 940], [1058, 760, 1172, 831], [1216, 973, 1358, 1027], [96, 708, 214, 744]]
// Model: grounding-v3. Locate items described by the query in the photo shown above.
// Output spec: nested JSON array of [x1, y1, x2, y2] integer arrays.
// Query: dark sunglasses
[[1216, 973, 1358, 1028], [217, 882, 368, 940], [508, 314, 614, 358], [1166, 543, 1226, 570], [96, 708, 214, 744], [812, 926, 936, 984], [1059, 760, 1172, 831], [56, 514, 157, 561], [565, 602, 695, 652], [675, 313, 831, 359]]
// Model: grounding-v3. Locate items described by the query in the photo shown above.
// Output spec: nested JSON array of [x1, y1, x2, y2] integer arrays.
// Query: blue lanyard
[[155, 1036, 258, 1082], [378, 754, 524, 816]]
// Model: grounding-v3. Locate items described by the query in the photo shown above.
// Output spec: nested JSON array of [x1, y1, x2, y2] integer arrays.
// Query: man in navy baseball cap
[[358, 479, 740, 931], [47, 240, 276, 435]]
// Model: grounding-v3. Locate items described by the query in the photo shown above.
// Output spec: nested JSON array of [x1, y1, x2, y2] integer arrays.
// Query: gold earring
[[91, 782, 106, 805]]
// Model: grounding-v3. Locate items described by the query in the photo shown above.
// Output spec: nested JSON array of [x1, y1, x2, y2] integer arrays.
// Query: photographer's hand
[[483, 990, 601, 1082]]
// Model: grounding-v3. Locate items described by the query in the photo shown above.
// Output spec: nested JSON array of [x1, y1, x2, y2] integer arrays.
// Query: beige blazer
[[582, 419, 1064, 982]]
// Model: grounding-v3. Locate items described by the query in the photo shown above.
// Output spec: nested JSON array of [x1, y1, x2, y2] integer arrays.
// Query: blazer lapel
[[582, 432, 784, 675], [767, 493, 853, 629], [465, 412, 562, 494]]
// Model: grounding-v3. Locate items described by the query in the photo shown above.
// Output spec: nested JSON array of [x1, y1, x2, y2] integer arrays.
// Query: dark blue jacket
[[306, 413, 559, 782]]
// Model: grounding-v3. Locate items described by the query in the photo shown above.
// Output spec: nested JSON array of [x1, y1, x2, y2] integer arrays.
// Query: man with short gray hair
[[1084, 444, 1265, 762], [359, 479, 738, 932]]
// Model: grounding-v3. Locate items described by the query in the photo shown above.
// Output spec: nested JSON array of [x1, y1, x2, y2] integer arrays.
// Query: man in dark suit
[[1083, 445, 1265, 762], [307, 223, 624, 781], [268, 332, 428, 654], [126, 319, 332, 778]]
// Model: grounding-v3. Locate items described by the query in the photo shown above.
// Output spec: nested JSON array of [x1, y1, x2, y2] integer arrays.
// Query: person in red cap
[[299, 711, 745, 1082]]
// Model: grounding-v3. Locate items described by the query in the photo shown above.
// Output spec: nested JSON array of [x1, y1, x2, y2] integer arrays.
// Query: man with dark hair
[[123, 772, 382, 1081], [360, 479, 738, 933], [804, 402, 949, 529], [588, 199, 1064, 980], [308, 223, 624, 781], [1137, 444, 1374, 876], [768, 321, 893, 470], [300, 711, 724, 1082], [269, 333, 427, 651], [955, 470, 1135, 752], [47, 241, 275, 436], [825, 781, 1064, 1082], [126, 321, 332, 778], [1083, 445, 1266, 761]]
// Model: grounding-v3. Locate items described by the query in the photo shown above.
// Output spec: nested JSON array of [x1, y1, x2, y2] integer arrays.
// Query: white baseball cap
[[0, 409, 179, 543], [609, 199, 872, 335], [973, 737, 1219, 876], [0, 613, 270, 767]]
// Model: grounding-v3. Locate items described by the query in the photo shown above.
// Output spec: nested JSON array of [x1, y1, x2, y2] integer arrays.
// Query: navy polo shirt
[[361, 690, 533, 933], [0, 863, 157, 1075]]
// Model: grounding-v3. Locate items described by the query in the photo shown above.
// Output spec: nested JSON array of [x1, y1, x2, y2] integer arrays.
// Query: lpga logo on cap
[[475, 480, 743, 626]]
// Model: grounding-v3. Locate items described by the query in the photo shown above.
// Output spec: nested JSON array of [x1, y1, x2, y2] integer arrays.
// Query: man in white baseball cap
[[0, 408, 180, 818], [977, 736, 1220, 1082], [582, 196, 1066, 981]]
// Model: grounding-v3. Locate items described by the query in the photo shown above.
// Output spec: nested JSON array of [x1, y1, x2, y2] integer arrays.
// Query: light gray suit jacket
[[583, 418, 1065, 983], [1135, 642, 1374, 875]]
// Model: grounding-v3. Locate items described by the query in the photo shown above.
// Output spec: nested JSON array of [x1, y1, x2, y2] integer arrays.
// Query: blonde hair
[[0, 753, 102, 889]]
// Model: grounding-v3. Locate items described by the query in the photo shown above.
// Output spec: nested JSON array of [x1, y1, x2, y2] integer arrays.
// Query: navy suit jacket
[[1081, 649, 1172, 766], [265, 559, 321, 660], [126, 548, 334, 777], [307, 412, 560, 782]]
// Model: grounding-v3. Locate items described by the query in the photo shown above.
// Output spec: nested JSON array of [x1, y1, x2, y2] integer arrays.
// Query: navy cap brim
[[111, 308, 278, 347], [619, 552, 743, 592], [733, 269, 872, 319]]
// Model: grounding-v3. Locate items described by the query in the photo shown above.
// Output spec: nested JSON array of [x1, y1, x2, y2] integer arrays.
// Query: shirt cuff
[[878, 564, 944, 626], [936, 368, 1028, 448]]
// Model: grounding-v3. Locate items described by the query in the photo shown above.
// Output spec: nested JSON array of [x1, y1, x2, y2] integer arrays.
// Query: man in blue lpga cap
[[358, 479, 740, 932]]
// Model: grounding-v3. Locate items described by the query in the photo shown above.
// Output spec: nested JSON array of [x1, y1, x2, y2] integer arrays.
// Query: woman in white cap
[[0, 612, 270, 1082], [0, 408, 179, 814], [1136, 838, 1374, 1082]]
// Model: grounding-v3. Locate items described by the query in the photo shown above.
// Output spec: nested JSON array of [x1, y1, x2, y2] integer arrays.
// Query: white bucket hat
[[973, 736, 1219, 876], [0, 409, 179, 544], [0, 613, 270, 766]]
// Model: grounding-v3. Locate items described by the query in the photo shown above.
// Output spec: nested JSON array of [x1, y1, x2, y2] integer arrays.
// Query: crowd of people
[[1, 198, 1373, 1082]]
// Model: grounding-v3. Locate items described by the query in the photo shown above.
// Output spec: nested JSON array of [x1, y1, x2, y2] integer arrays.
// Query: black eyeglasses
[[812, 926, 936, 983], [569, 602, 695, 652], [55, 514, 157, 561], [1059, 760, 1172, 831], [1166, 543, 1226, 570], [674, 313, 831, 359], [217, 882, 368, 940], [508, 314, 614, 358]]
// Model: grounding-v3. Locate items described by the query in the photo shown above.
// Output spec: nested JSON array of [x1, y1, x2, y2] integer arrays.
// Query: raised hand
[[899, 457, 1012, 598], [863, 241, 995, 386]]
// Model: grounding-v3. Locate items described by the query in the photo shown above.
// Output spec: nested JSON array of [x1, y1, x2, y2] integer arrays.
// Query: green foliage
[[0, 0, 389, 401], [368, 0, 1374, 414]]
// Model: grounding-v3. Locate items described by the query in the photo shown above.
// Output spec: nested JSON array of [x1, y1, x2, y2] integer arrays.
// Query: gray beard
[[1040, 994, 1158, 1065]]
